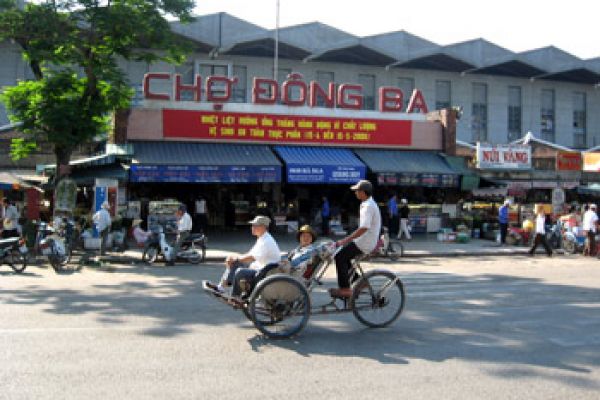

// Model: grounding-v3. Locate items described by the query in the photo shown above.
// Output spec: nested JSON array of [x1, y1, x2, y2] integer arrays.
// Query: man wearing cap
[[93, 201, 112, 256], [169, 204, 193, 265], [582, 203, 598, 256], [331, 180, 381, 298], [208, 215, 281, 297], [498, 199, 510, 245]]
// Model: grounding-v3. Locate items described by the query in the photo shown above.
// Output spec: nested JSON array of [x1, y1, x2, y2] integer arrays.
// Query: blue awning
[[274, 146, 366, 184], [354, 149, 459, 188], [130, 141, 281, 183]]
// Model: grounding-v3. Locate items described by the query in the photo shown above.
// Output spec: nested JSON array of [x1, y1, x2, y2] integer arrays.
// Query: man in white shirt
[[169, 204, 193, 264], [1, 198, 20, 238], [582, 203, 598, 256], [207, 215, 281, 297], [194, 196, 208, 233], [331, 180, 381, 298], [93, 201, 112, 255]]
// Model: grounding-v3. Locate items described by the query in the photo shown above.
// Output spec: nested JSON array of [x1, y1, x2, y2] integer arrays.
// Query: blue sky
[[192, 0, 599, 59]]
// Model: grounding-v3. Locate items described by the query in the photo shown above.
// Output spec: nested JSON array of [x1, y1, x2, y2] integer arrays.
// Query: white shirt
[[93, 208, 111, 232], [178, 212, 193, 232], [3, 204, 19, 230], [354, 196, 382, 254], [248, 231, 281, 270], [195, 199, 207, 214], [582, 210, 598, 233], [535, 214, 546, 234]]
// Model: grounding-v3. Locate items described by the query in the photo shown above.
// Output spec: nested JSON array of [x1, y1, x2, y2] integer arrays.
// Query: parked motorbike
[[142, 225, 206, 265], [0, 236, 28, 273], [35, 220, 75, 272], [506, 226, 532, 246], [562, 231, 585, 254], [373, 227, 403, 261], [545, 221, 562, 249]]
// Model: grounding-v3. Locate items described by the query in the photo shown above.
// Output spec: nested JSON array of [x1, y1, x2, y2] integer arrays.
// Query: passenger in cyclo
[[285, 224, 321, 280], [330, 180, 381, 298], [205, 215, 281, 297]]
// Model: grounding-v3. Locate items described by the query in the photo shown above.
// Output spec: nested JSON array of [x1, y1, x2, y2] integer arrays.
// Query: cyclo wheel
[[8, 248, 27, 273], [563, 240, 575, 254], [248, 274, 310, 339], [351, 270, 405, 328]]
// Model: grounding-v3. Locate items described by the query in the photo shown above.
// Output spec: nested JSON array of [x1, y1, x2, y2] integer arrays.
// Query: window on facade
[[232, 65, 247, 103], [315, 71, 335, 107], [175, 62, 195, 101], [573, 92, 586, 148], [397, 77, 414, 111], [435, 80, 451, 110], [532, 158, 555, 170], [199, 63, 229, 98], [471, 83, 488, 142], [359, 74, 376, 110], [540, 89, 555, 142], [507, 86, 522, 142]]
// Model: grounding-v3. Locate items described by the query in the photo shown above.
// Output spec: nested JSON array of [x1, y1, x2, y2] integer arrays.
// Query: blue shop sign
[[130, 165, 281, 183], [286, 164, 365, 184]]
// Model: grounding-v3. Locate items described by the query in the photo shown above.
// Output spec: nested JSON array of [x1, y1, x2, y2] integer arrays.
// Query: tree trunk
[[54, 145, 73, 185]]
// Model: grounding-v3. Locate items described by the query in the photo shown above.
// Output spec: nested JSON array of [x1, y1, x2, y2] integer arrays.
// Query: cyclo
[[202, 240, 406, 339]]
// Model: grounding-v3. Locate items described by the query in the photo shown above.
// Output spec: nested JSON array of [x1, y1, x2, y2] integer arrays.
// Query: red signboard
[[162, 109, 412, 147], [556, 151, 582, 171]]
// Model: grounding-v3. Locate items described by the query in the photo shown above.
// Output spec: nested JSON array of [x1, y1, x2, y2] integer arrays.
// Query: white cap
[[401, 198, 407, 204]]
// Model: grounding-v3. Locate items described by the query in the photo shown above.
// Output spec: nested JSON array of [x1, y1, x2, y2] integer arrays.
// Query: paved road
[[1, 256, 599, 399]]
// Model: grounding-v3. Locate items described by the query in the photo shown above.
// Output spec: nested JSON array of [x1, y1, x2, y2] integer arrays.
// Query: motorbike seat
[[187, 233, 205, 241], [0, 237, 20, 248]]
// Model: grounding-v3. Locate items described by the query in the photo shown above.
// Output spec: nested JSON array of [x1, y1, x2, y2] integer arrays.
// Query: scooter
[[35, 221, 73, 272], [0, 236, 28, 273], [373, 227, 403, 261], [562, 231, 585, 254], [142, 225, 206, 265]]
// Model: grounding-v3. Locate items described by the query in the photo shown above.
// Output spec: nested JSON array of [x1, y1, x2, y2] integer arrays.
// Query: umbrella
[[0, 172, 42, 192]]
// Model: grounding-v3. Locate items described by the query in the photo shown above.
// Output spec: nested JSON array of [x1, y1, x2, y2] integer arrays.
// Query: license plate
[[19, 245, 28, 253]]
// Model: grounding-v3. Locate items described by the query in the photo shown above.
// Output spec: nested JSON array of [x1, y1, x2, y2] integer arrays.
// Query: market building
[[2, 12, 600, 233]]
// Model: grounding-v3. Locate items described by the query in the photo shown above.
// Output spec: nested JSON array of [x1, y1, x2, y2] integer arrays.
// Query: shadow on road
[[2, 262, 600, 389]]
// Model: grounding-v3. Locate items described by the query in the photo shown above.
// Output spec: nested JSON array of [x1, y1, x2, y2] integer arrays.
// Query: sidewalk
[[115, 231, 532, 264]]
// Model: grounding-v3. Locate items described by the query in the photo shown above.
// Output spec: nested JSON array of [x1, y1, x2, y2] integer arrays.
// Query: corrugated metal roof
[[132, 141, 281, 166], [354, 149, 456, 175]]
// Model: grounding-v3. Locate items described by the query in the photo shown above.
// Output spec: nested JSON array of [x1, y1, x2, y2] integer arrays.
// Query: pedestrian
[[583, 203, 598, 256], [93, 201, 112, 256], [169, 204, 192, 265], [528, 204, 552, 257], [397, 198, 411, 240], [331, 180, 381, 298], [194, 196, 208, 233], [321, 196, 330, 236], [1, 198, 20, 238], [205, 215, 281, 298], [387, 193, 399, 237], [498, 199, 510, 245]]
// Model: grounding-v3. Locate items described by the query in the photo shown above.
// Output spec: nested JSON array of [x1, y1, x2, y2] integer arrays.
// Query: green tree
[[0, 0, 194, 180]]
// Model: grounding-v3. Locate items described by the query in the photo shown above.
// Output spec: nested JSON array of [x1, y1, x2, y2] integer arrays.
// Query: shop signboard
[[582, 152, 600, 172], [475, 143, 531, 170], [556, 151, 582, 171], [162, 109, 413, 148], [286, 165, 365, 184], [129, 165, 281, 183], [376, 173, 458, 188]]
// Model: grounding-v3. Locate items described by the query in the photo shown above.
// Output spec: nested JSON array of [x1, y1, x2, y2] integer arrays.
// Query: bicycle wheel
[[142, 245, 159, 264], [351, 270, 405, 328], [248, 275, 310, 339], [8, 248, 27, 273]]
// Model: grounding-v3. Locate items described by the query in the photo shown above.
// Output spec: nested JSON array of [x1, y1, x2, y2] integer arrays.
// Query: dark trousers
[[334, 242, 363, 289], [194, 214, 208, 233], [388, 215, 399, 237], [321, 216, 330, 236], [528, 233, 552, 256], [221, 262, 278, 297], [499, 223, 508, 244], [584, 231, 596, 256]]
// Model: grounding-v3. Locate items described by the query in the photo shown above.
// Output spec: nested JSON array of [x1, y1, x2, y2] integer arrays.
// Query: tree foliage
[[0, 0, 195, 175]]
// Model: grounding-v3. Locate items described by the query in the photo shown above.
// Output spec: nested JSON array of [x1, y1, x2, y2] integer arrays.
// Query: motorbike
[[0, 236, 28, 273], [142, 225, 206, 265], [373, 226, 403, 261], [562, 231, 585, 254], [35, 220, 75, 272], [506, 226, 532, 246]]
